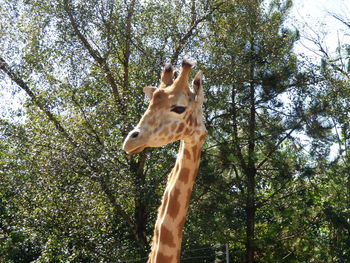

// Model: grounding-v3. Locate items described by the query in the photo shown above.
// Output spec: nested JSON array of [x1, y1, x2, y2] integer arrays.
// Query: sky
[[288, 0, 350, 159], [291, 0, 350, 57]]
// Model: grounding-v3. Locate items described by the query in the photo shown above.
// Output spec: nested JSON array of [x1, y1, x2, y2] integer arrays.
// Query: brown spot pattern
[[171, 123, 177, 131], [178, 167, 190, 184], [184, 128, 191, 135], [186, 115, 193, 126], [192, 145, 198, 160], [183, 148, 191, 160], [156, 252, 173, 263], [168, 188, 181, 219], [160, 225, 176, 247], [159, 127, 169, 136], [147, 117, 156, 126], [154, 125, 161, 134], [176, 122, 185, 133], [176, 250, 181, 262]]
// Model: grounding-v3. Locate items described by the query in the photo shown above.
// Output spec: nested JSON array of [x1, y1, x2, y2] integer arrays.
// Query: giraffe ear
[[192, 71, 203, 102], [143, 86, 157, 99]]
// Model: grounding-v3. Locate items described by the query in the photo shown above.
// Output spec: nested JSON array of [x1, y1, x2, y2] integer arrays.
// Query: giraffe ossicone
[[123, 58, 207, 263]]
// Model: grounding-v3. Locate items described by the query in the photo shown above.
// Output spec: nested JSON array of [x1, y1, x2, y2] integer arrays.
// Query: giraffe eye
[[171, 106, 186, 114]]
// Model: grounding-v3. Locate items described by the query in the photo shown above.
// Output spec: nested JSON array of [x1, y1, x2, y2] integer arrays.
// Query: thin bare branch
[[170, 1, 224, 63]]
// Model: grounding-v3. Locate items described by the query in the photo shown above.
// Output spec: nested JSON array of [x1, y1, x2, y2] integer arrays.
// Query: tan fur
[[122, 59, 207, 263]]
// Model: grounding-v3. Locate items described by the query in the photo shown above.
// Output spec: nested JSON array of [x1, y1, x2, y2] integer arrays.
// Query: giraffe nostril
[[130, 131, 139, 139]]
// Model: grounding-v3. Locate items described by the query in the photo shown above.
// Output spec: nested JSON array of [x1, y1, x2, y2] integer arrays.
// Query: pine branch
[[256, 127, 297, 170]]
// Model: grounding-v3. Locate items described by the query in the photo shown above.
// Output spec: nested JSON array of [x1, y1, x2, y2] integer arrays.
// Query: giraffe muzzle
[[122, 129, 146, 154]]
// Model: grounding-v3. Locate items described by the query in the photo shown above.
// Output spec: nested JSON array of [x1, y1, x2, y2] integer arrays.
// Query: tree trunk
[[130, 152, 148, 257], [245, 166, 256, 263], [122, 0, 136, 106], [246, 51, 256, 263]]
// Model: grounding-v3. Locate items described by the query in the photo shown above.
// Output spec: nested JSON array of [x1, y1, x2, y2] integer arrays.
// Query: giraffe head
[[123, 59, 206, 154]]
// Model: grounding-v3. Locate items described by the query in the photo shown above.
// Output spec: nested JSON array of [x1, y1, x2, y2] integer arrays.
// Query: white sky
[[291, 0, 350, 57], [288, 0, 350, 159]]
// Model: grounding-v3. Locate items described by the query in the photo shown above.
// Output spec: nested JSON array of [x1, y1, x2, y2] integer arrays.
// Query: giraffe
[[122, 58, 207, 262]]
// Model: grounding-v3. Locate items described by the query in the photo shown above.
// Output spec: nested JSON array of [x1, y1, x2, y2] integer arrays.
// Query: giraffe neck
[[147, 134, 206, 263]]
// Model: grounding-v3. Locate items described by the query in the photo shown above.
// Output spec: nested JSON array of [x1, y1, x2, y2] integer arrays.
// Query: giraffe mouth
[[127, 145, 146, 154]]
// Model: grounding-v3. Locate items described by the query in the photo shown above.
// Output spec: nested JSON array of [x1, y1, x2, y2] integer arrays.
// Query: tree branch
[[97, 175, 143, 245], [121, 0, 136, 106], [331, 13, 350, 29], [256, 127, 297, 170], [71, 93, 103, 146], [0, 56, 140, 245], [231, 85, 247, 171], [0, 56, 78, 148], [63, 0, 124, 107], [170, 1, 223, 63]]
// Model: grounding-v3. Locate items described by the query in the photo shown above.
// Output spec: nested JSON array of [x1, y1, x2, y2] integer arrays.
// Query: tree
[[303, 9, 350, 261], [0, 0, 348, 262], [0, 0, 219, 261], [190, 0, 331, 262]]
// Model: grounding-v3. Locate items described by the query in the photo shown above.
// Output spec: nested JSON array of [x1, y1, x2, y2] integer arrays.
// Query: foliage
[[0, 0, 349, 262]]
